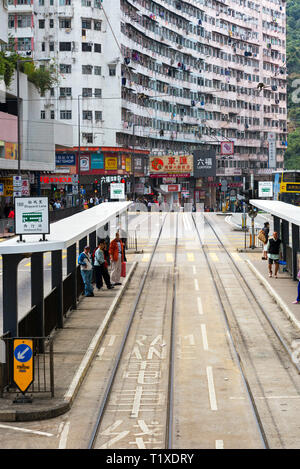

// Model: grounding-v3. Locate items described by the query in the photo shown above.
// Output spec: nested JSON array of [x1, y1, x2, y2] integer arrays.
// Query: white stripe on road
[[206, 366, 218, 411], [194, 279, 199, 291], [197, 296, 203, 315], [58, 421, 70, 449], [216, 440, 224, 449], [0, 423, 53, 437], [201, 324, 209, 351]]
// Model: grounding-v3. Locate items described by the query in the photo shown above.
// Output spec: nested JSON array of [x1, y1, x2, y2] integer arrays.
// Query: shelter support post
[[273, 215, 280, 235], [281, 219, 289, 262], [31, 252, 45, 351], [51, 250, 63, 329], [67, 243, 77, 310], [2, 254, 26, 337]]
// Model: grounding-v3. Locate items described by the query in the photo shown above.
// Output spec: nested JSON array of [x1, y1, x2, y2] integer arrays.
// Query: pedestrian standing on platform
[[260, 221, 270, 260], [78, 246, 94, 297], [109, 232, 124, 286], [266, 232, 282, 279], [94, 240, 114, 290]]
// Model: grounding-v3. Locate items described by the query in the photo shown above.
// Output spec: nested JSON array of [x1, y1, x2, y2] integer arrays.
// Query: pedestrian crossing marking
[[209, 253, 219, 262], [187, 253, 195, 262]]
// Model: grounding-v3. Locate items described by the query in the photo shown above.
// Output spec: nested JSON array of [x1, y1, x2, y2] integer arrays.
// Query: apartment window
[[82, 88, 92, 97], [50, 110, 55, 119], [81, 0, 91, 5], [108, 65, 116, 76], [94, 21, 101, 31], [59, 42, 71, 51], [95, 111, 102, 121], [41, 42, 45, 51], [59, 18, 71, 28], [82, 133, 93, 143], [39, 0, 44, 5], [82, 65, 93, 74], [60, 87, 72, 97], [60, 63, 72, 73], [94, 88, 102, 97], [8, 15, 15, 28], [49, 42, 54, 51], [82, 110, 92, 120], [82, 19, 91, 29], [17, 37, 31, 51], [49, 18, 54, 28], [60, 110, 72, 119], [94, 43, 101, 53], [94, 66, 101, 75], [41, 110, 46, 119], [82, 42, 92, 52], [59, 0, 71, 4]]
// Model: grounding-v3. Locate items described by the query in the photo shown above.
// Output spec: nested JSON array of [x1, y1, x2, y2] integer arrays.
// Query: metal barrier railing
[[127, 230, 138, 252], [0, 336, 54, 399]]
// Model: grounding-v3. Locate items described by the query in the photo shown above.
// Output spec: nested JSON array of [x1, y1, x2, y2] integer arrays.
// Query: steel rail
[[88, 213, 169, 449], [204, 215, 300, 376], [192, 213, 269, 450], [165, 212, 178, 449]]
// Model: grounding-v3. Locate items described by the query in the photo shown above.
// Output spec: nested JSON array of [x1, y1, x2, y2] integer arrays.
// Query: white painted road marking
[[206, 366, 218, 411], [58, 421, 70, 449], [0, 423, 53, 437], [197, 297, 203, 315], [216, 440, 224, 449], [194, 279, 199, 291], [201, 324, 209, 351]]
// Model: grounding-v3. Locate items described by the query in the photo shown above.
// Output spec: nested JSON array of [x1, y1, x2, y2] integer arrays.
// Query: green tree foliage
[[286, 0, 300, 168], [0, 52, 58, 94]]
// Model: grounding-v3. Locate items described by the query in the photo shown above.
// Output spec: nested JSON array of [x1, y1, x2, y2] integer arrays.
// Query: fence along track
[[191, 213, 269, 449], [88, 213, 179, 449]]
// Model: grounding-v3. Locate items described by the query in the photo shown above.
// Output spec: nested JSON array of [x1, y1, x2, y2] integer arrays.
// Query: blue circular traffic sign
[[14, 343, 33, 363]]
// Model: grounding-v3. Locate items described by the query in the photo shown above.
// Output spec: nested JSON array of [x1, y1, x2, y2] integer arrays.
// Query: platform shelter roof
[[0, 202, 131, 255], [250, 200, 300, 227]]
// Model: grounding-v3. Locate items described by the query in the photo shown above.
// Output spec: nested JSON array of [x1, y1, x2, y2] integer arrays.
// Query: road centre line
[[206, 366, 218, 411], [194, 279, 199, 291], [201, 324, 209, 351], [197, 297, 203, 315]]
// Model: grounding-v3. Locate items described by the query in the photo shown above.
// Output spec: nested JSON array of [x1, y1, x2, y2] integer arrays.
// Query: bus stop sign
[[14, 339, 33, 394]]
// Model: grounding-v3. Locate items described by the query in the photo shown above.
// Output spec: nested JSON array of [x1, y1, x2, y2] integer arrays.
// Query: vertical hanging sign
[[268, 132, 277, 169]]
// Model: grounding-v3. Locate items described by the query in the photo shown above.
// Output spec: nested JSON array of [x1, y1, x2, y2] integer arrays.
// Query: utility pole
[[78, 94, 82, 208], [132, 124, 136, 201]]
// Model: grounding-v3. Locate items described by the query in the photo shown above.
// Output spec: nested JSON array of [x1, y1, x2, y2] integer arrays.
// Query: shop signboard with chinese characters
[[150, 155, 193, 177], [15, 197, 49, 237], [193, 149, 216, 178]]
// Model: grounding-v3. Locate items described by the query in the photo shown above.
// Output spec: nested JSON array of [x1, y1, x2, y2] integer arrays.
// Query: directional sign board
[[14, 339, 33, 394]]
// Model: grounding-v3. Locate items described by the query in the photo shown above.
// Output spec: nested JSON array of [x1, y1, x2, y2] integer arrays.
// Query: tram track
[[192, 213, 300, 449], [87, 213, 179, 449]]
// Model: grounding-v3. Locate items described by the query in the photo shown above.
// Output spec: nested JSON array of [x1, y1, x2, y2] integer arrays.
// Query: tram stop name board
[[13, 339, 34, 394]]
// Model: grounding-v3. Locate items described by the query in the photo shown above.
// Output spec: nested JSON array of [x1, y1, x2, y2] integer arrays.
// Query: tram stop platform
[[245, 252, 300, 332], [0, 260, 137, 422]]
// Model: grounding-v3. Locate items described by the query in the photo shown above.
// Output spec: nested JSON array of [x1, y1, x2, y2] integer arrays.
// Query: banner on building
[[193, 149, 216, 178], [105, 157, 118, 171], [220, 141, 234, 156], [268, 132, 277, 169], [150, 155, 193, 176]]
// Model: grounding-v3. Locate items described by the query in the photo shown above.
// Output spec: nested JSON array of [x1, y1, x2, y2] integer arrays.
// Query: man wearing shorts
[[266, 232, 282, 278]]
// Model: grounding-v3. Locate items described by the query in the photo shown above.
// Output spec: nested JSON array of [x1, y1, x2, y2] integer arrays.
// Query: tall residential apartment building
[[6, 0, 287, 176]]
